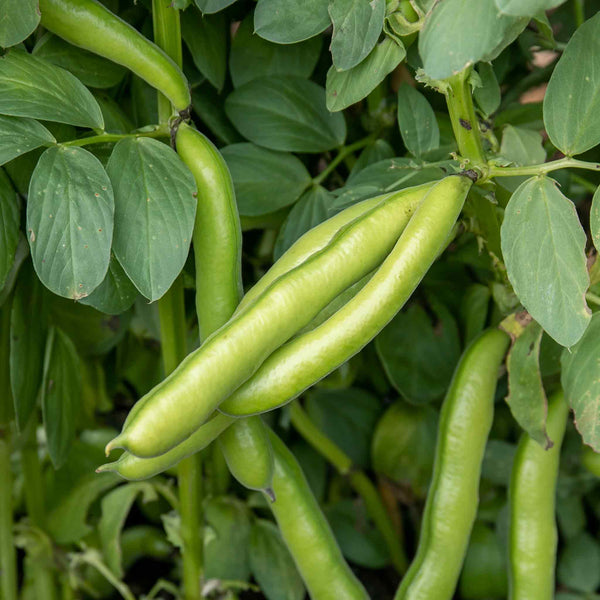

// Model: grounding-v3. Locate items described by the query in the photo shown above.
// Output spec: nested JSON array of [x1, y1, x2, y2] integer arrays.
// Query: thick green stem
[[486, 157, 600, 180], [445, 71, 485, 166], [63, 126, 169, 147], [574, 0, 585, 27], [289, 402, 408, 574], [0, 430, 17, 600]]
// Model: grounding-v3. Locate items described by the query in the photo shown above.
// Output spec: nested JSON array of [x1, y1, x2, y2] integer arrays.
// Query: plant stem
[[0, 429, 17, 600], [289, 402, 408, 574], [574, 0, 585, 27], [62, 127, 169, 147], [444, 71, 485, 166], [586, 292, 600, 306], [312, 134, 377, 185], [486, 157, 600, 180]]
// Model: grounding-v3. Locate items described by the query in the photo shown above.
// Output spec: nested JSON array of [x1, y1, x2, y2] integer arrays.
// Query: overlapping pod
[[38, 0, 191, 112], [220, 175, 472, 417], [394, 327, 509, 600], [106, 182, 432, 458], [508, 390, 568, 600]]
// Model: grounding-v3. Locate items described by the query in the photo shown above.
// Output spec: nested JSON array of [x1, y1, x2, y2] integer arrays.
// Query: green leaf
[[0, 49, 104, 129], [419, 0, 527, 80], [99, 482, 158, 577], [0, 115, 55, 166], [254, 0, 330, 44], [80, 255, 138, 315], [481, 440, 517, 486], [94, 94, 135, 135], [557, 532, 600, 593], [499, 125, 546, 166], [561, 312, 600, 451], [326, 37, 406, 112], [0, 0, 40, 48], [41, 327, 82, 468], [107, 138, 197, 302], [221, 143, 311, 216], [473, 62, 501, 117], [10, 262, 47, 429], [543, 12, 600, 156], [375, 299, 461, 403], [194, 0, 237, 13], [274, 185, 332, 260], [329, 0, 385, 71], [225, 76, 346, 153], [591, 185, 600, 252], [32, 33, 126, 89], [27, 146, 114, 299], [229, 17, 321, 88], [459, 283, 491, 345], [182, 9, 227, 91], [350, 140, 394, 176], [495, 0, 566, 17], [396, 83, 439, 157], [500, 177, 590, 347], [505, 319, 550, 447], [192, 85, 242, 146], [249, 519, 305, 600], [0, 169, 19, 288]]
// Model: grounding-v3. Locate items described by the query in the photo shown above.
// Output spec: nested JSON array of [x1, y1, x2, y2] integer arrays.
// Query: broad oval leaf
[[419, 0, 527, 80], [495, 0, 566, 17], [501, 177, 590, 347], [27, 146, 114, 299], [42, 327, 82, 468], [194, 0, 237, 13], [0, 49, 104, 129], [329, 0, 385, 71], [107, 138, 197, 302], [254, 0, 330, 44], [32, 33, 126, 89], [499, 124, 546, 166], [0, 169, 20, 288], [543, 12, 600, 156], [221, 143, 311, 216], [326, 37, 405, 112], [561, 312, 600, 451], [396, 83, 440, 157], [225, 76, 346, 153], [229, 17, 321, 88], [0, 0, 40, 48], [0, 114, 55, 166]]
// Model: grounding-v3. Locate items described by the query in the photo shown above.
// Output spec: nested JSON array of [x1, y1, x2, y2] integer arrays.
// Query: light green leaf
[[0, 49, 104, 129], [590, 185, 600, 252], [229, 17, 321, 88], [221, 143, 311, 216], [396, 83, 439, 157], [501, 177, 590, 347], [194, 0, 237, 13], [226, 76, 346, 152], [495, 0, 566, 17], [107, 138, 197, 302], [27, 146, 114, 299], [499, 124, 546, 166], [543, 12, 600, 156], [32, 33, 126, 89], [473, 62, 501, 117], [561, 313, 600, 451], [0, 115, 55, 166], [419, 0, 527, 80], [0, 0, 40, 48], [326, 37, 405, 112], [42, 327, 82, 468], [182, 9, 227, 91], [329, 0, 385, 71], [0, 169, 19, 288], [254, 0, 330, 44]]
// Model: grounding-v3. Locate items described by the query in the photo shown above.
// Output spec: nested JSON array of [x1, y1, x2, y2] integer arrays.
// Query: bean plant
[[1, 0, 600, 599]]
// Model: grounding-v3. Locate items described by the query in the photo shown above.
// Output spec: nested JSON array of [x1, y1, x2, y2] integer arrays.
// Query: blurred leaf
[[590, 185, 600, 252], [557, 532, 600, 593], [459, 284, 490, 344], [481, 440, 517, 486], [195, 0, 237, 13], [289, 440, 327, 503], [396, 83, 439, 157], [0, 0, 40, 48], [0, 169, 19, 288], [0, 115, 55, 166]]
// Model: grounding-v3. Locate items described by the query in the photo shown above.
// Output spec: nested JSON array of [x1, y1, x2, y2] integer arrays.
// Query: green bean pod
[[508, 390, 568, 600], [221, 175, 472, 417], [38, 0, 191, 112], [267, 430, 368, 600], [107, 183, 430, 458], [394, 327, 509, 600]]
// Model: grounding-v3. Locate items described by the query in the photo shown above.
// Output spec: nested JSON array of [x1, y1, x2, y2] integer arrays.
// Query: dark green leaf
[[473, 62, 501, 117], [499, 125, 545, 166], [557, 532, 600, 593], [329, 0, 385, 71], [194, 0, 237, 13], [346, 158, 444, 191], [495, 0, 566, 17], [107, 138, 197, 301], [230, 17, 321, 88], [192, 85, 242, 145], [459, 283, 490, 345], [544, 12, 600, 156], [221, 143, 311, 216], [0, 49, 104, 129], [226, 76, 346, 153], [0, 115, 55, 166], [481, 440, 517, 486], [94, 94, 135, 135], [41, 327, 82, 468], [0, 0, 40, 48], [0, 169, 19, 288], [350, 140, 394, 177], [27, 146, 114, 299], [326, 37, 405, 112], [254, 0, 330, 44], [501, 177, 590, 347], [396, 84, 439, 157]]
